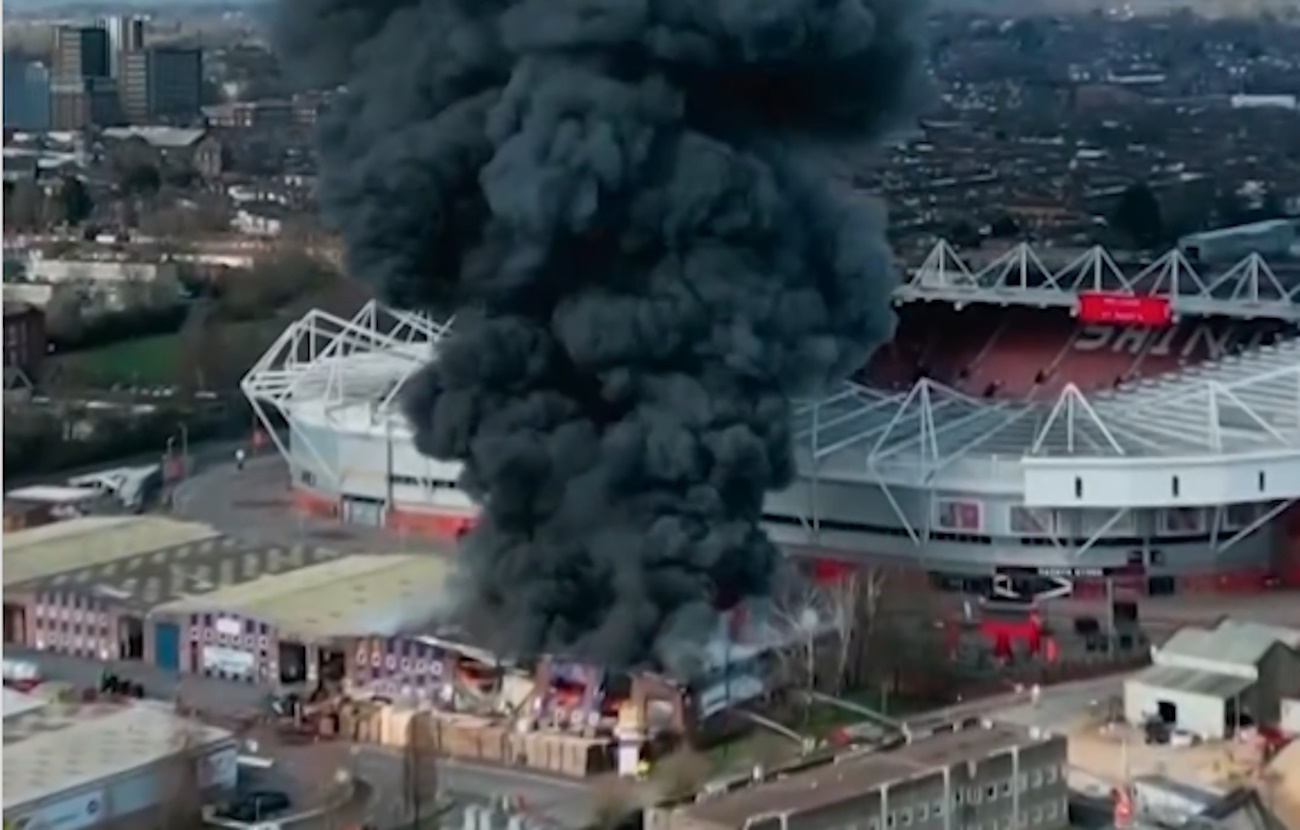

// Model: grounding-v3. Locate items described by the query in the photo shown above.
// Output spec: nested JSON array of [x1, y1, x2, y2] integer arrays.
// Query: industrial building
[[2, 687, 236, 829], [149, 553, 455, 688], [2, 515, 343, 675], [1126, 775, 1289, 830], [1178, 219, 1297, 265], [1, 514, 464, 690], [49, 24, 119, 130], [119, 46, 203, 123], [1124, 619, 1300, 740], [646, 722, 1069, 830]]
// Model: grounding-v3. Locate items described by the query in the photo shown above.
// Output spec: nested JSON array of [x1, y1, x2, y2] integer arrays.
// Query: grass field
[[54, 320, 281, 388]]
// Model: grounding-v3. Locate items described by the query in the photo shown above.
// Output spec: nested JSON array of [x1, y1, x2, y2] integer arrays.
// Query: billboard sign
[[1076, 291, 1171, 326], [201, 645, 255, 678]]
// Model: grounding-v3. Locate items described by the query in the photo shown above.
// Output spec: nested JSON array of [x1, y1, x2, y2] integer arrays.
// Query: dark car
[[218, 790, 292, 823]]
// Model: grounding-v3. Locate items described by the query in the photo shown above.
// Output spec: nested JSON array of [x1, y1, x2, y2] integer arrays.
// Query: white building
[[3, 690, 237, 828], [22, 256, 179, 287], [1124, 619, 1300, 740], [5, 254, 181, 314]]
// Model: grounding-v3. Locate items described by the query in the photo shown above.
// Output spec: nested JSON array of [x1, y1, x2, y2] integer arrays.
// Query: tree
[[822, 566, 888, 696], [44, 283, 93, 341], [403, 711, 440, 828], [3, 179, 47, 228], [769, 576, 827, 710], [988, 213, 1020, 239], [56, 175, 93, 225], [654, 751, 712, 800], [121, 163, 163, 197], [591, 788, 640, 830], [216, 251, 336, 321], [1109, 182, 1164, 248]]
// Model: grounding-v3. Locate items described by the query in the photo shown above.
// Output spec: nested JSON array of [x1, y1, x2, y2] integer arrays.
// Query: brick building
[[648, 721, 1070, 830], [2, 302, 46, 387]]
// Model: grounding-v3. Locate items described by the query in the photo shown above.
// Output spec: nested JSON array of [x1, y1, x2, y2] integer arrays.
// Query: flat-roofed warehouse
[[1, 514, 345, 679], [1124, 618, 1300, 741], [647, 722, 1070, 830], [3, 516, 222, 659], [151, 553, 454, 688], [2, 687, 237, 830]]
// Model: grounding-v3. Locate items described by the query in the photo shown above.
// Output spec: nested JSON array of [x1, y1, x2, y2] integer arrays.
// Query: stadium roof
[[793, 335, 1300, 484], [900, 240, 1300, 321], [243, 242, 1300, 478]]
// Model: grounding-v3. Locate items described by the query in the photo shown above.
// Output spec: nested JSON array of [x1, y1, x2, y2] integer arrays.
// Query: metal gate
[[342, 497, 385, 527], [154, 621, 180, 671]]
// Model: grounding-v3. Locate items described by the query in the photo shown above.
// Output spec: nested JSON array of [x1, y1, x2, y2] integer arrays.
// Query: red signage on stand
[[1076, 291, 1171, 326]]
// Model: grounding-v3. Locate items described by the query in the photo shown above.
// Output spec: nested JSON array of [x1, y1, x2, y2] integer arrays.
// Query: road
[[6, 438, 249, 491], [904, 674, 1126, 736], [170, 453, 458, 554]]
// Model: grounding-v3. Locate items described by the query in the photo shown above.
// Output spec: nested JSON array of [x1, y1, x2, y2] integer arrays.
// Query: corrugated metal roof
[[3, 699, 232, 811], [101, 126, 207, 148], [41, 541, 343, 614], [152, 554, 455, 641], [1129, 665, 1253, 699], [1157, 618, 1300, 671], [3, 516, 221, 588], [1217, 619, 1300, 651]]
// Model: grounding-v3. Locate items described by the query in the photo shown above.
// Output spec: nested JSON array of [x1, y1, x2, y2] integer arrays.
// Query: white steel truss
[[241, 300, 448, 482], [901, 239, 1300, 321], [244, 295, 1300, 496], [790, 337, 1300, 485]]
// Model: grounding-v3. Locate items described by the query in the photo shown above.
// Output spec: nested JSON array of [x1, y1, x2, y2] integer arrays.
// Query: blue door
[[155, 621, 180, 671]]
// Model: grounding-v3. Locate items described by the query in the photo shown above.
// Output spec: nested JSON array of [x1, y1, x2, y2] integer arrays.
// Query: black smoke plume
[[277, 0, 926, 666]]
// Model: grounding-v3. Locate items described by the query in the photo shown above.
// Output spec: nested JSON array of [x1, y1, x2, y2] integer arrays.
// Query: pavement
[[170, 453, 454, 555], [7, 438, 247, 490], [904, 674, 1126, 736]]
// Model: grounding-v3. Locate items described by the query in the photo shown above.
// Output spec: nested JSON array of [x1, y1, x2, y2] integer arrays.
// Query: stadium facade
[[242, 241, 1300, 601]]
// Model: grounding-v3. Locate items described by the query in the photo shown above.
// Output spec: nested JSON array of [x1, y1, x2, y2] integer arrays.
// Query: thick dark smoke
[[277, 0, 926, 667]]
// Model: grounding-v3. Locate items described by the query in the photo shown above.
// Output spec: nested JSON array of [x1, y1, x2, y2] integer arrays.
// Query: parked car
[[2, 659, 41, 692], [217, 790, 292, 823]]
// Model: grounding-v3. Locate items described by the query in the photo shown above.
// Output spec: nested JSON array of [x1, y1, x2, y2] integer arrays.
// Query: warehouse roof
[[34, 540, 344, 614], [2, 698, 232, 811], [678, 723, 1056, 828], [1157, 619, 1300, 671], [3, 516, 221, 588], [152, 554, 455, 641], [5, 484, 104, 504], [1128, 665, 1254, 700]]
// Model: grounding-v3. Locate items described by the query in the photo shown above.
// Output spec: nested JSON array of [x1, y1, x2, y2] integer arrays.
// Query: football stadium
[[242, 240, 1300, 602]]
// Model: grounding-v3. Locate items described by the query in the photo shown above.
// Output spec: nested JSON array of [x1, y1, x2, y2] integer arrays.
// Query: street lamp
[[178, 423, 190, 478]]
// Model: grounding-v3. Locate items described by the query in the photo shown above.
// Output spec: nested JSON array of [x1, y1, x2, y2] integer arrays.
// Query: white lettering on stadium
[[1072, 323, 1251, 360]]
